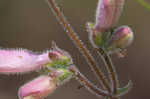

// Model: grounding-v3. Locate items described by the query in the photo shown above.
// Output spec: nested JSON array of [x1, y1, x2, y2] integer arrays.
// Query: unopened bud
[[18, 75, 57, 99], [95, 0, 125, 32], [106, 26, 134, 52]]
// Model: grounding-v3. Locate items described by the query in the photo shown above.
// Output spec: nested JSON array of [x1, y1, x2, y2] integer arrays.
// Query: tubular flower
[[0, 49, 50, 74], [95, 0, 125, 32], [0, 43, 74, 99], [18, 75, 57, 99]]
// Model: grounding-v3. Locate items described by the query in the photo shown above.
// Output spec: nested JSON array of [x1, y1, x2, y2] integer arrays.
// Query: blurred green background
[[0, 0, 150, 99]]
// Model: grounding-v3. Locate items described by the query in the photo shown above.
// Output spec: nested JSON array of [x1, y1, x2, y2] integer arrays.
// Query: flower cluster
[[0, 0, 134, 99], [0, 43, 73, 99], [87, 0, 134, 56]]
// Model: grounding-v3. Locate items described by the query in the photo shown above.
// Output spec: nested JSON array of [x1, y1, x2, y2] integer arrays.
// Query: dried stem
[[69, 66, 111, 97], [46, 0, 111, 93], [97, 48, 118, 95]]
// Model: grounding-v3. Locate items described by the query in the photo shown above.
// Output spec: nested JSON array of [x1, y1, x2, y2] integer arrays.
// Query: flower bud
[[18, 75, 57, 99], [106, 26, 134, 52], [95, 0, 125, 32]]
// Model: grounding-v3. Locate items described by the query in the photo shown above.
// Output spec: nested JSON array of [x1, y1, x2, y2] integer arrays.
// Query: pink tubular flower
[[95, 0, 125, 32], [18, 75, 57, 99], [0, 49, 50, 74]]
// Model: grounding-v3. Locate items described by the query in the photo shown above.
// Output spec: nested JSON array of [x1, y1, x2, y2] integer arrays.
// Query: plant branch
[[46, 0, 111, 93], [97, 48, 118, 95], [69, 66, 111, 97]]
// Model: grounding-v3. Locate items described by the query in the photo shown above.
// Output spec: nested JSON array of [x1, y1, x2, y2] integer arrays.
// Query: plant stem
[[98, 48, 118, 95], [46, 0, 111, 93], [69, 66, 111, 97]]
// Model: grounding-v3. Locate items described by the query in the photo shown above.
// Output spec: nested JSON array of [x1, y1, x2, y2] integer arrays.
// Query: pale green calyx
[[47, 55, 71, 69], [87, 22, 103, 48], [55, 68, 73, 85], [46, 42, 73, 69]]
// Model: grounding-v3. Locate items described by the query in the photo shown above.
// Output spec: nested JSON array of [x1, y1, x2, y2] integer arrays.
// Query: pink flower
[[0, 49, 50, 74], [18, 75, 57, 99], [107, 26, 134, 51], [95, 0, 125, 32]]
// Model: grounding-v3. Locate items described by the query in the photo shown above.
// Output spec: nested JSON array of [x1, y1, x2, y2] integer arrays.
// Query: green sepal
[[46, 56, 71, 69], [38, 67, 51, 75], [87, 22, 95, 28], [94, 33, 103, 47], [117, 80, 133, 97], [87, 22, 103, 47], [56, 68, 73, 85]]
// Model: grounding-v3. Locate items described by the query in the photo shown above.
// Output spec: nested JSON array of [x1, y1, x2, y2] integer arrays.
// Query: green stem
[[46, 0, 111, 93], [69, 66, 111, 97], [98, 48, 118, 96]]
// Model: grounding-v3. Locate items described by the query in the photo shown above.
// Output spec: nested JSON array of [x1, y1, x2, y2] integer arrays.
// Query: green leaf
[[137, 0, 150, 11], [117, 80, 133, 97]]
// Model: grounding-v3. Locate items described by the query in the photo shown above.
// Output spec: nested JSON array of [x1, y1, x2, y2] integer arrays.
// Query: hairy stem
[[69, 66, 111, 97], [98, 48, 118, 95], [46, 0, 111, 93]]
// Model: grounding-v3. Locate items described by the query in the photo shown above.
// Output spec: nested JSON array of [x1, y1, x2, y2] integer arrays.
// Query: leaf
[[117, 80, 133, 97], [137, 0, 150, 11]]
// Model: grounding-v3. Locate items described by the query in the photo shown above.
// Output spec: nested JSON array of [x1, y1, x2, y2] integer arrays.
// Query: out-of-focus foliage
[[137, 0, 150, 11]]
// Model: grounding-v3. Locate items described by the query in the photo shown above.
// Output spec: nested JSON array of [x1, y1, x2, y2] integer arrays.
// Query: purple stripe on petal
[[0, 49, 50, 74]]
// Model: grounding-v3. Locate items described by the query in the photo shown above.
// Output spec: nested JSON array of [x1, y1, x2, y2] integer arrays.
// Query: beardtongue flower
[[95, 0, 125, 32], [0, 49, 50, 74], [18, 75, 57, 99], [106, 26, 134, 52]]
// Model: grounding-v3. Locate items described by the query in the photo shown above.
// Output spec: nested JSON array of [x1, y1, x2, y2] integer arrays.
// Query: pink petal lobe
[[0, 49, 50, 74]]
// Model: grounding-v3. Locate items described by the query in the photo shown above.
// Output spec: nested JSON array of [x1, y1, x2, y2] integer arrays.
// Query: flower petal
[[0, 49, 50, 74], [18, 75, 57, 99], [95, 0, 125, 32]]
